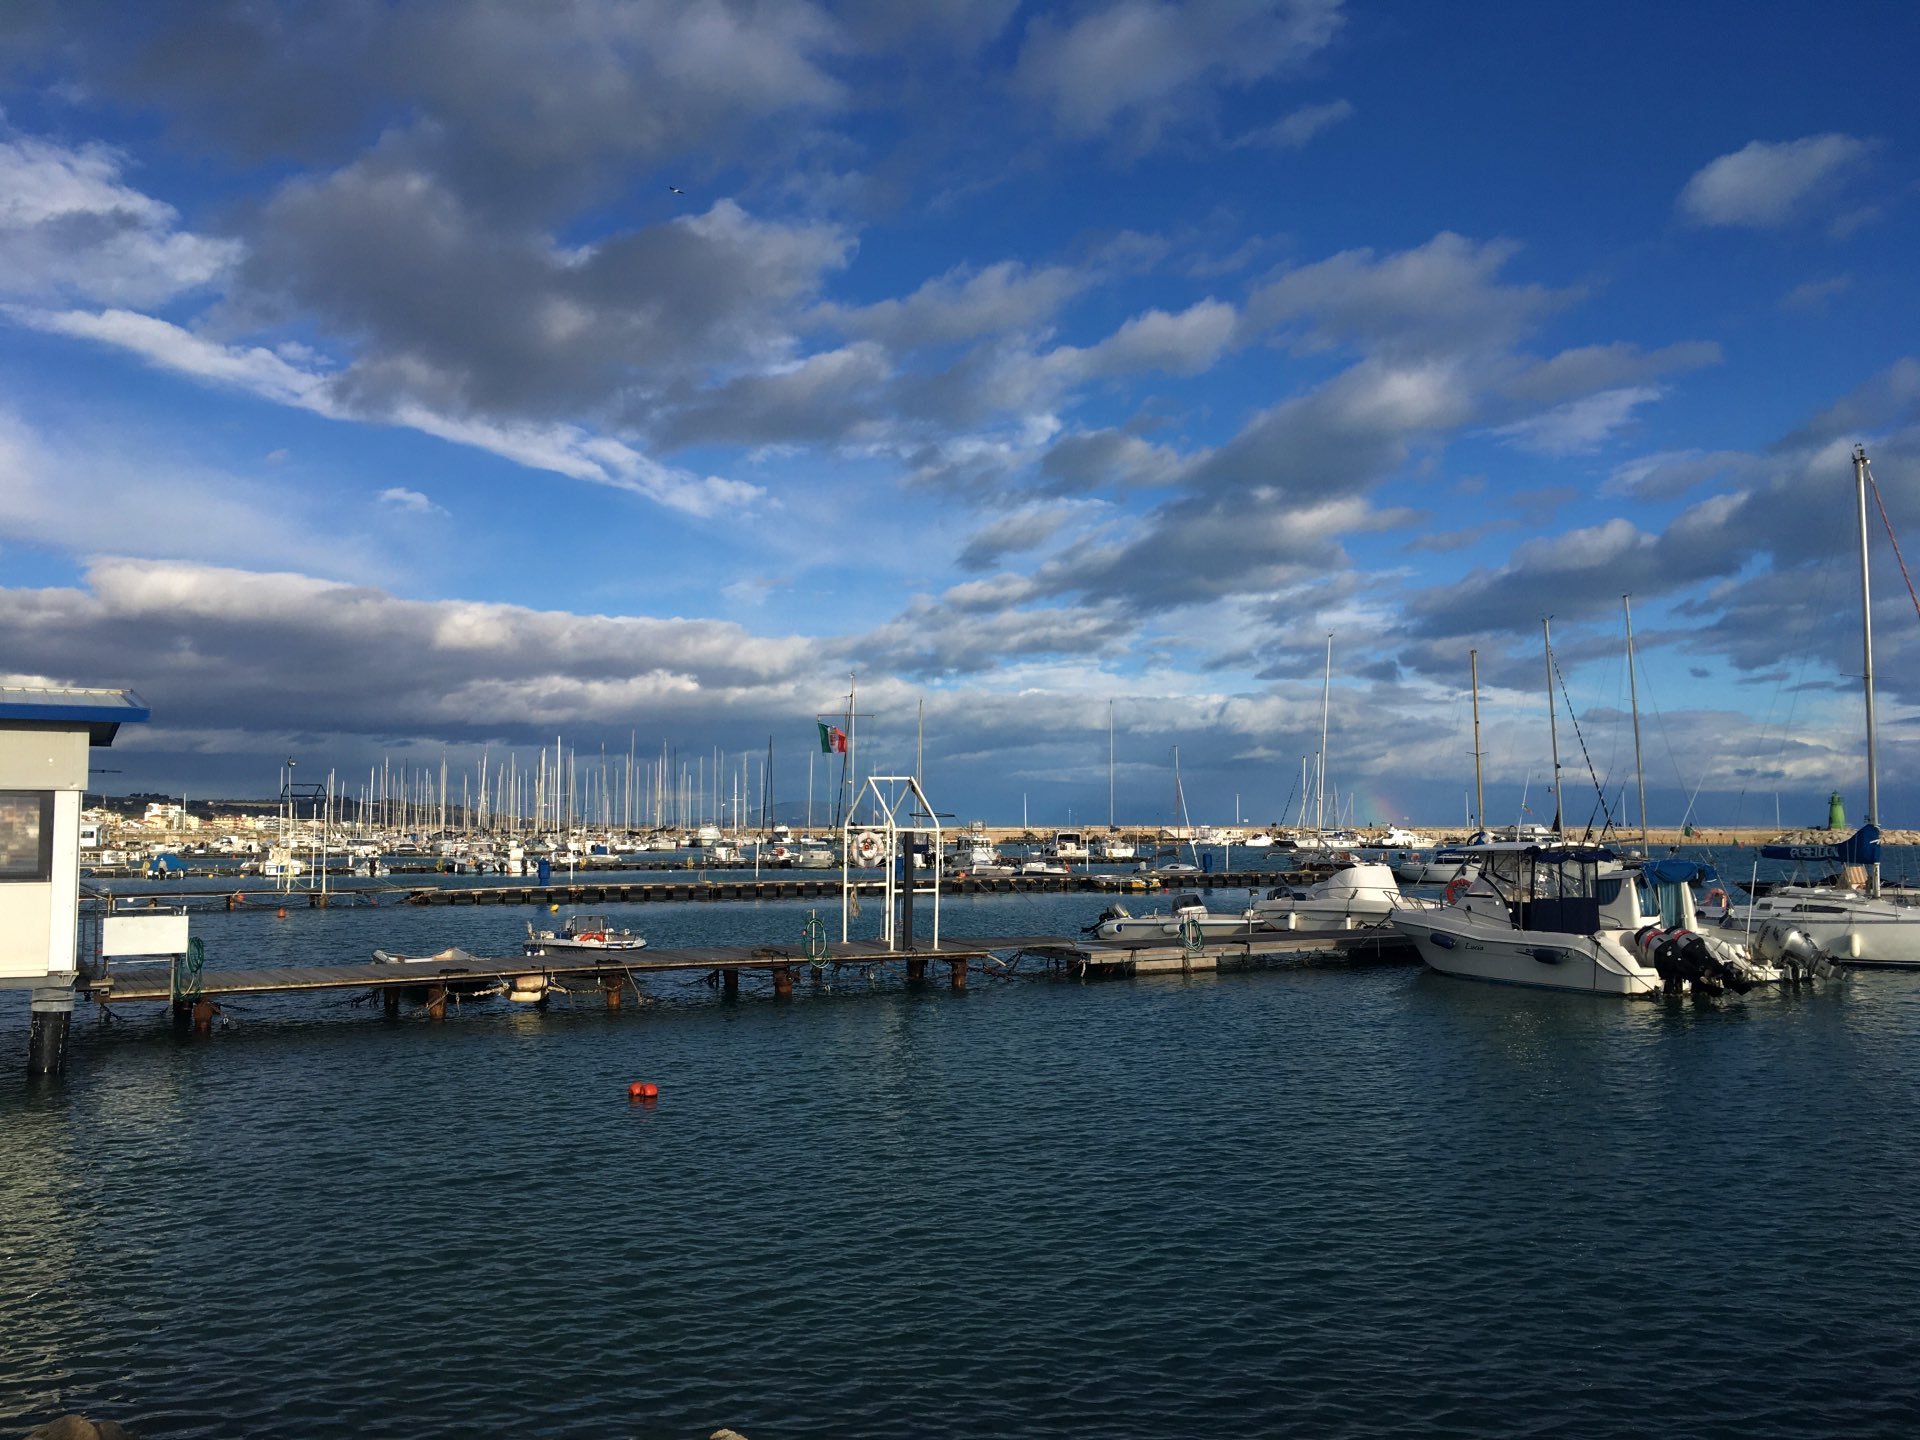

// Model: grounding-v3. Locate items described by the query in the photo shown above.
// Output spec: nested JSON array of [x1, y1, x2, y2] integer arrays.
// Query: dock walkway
[[80, 928, 1415, 1011]]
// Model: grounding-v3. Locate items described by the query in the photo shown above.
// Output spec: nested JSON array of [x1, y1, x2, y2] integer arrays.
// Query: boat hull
[[1392, 914, 1658, 996]]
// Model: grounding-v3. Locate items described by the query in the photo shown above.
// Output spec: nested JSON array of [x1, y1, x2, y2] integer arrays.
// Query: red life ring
[[1444, 876, 1471, 906], [1702, 888, 1728, 910], [579, 931, 605, 943]]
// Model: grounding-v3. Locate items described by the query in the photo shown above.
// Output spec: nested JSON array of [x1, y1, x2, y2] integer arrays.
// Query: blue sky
[[2, 0, 1917, 831]]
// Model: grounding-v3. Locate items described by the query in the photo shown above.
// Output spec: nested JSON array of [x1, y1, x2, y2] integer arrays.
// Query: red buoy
[[627, 1081, 659, 1101], [275, 907, 288, 919]]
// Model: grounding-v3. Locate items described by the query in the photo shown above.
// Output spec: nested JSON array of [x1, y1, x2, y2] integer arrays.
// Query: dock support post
[[27, 986, 73, 1076], [899, 852, 915, 950], [192, 999, 215, 1034], [602, 973, 624, 1010], [906, 957, 928, 982], [722, 969, 739, 999], [771, 964, 794, 998], [426, 983, 448, 1021], [949, 957, 969, 991], [383, 989, 400, 1019]]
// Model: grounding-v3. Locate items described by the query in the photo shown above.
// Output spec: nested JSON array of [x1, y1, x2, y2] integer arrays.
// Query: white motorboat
[[946, 840, 1015, 878], [1020, 857, 1071, 876], [1087, 893, 1265, 948], [1251, 862, 1433, 930], [1090, 832, 1137, 861], [790, 840, 837, 869], [1394, 833, 1492, 885], [1391, 843, 1832, 996], [1048, 830, 1090, 861], [523, 913, 647, 955]]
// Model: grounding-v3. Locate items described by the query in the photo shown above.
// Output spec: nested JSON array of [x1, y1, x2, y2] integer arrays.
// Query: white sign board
[[101, 913, 192, 957]]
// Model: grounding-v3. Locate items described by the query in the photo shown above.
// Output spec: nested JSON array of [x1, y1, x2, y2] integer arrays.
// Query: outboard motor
[[1753, 924, 1843, 983], [1085, 903, 1130, 936]]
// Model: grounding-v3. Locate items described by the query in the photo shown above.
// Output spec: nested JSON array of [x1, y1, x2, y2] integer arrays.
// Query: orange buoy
[[275, 907, 288, 918], [627, 1081, 659, 1101]]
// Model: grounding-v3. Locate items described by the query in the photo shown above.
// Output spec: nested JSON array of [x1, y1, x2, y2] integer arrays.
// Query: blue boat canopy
[[0, 686, 150, 745], [1641, 857, 1720, 886], [1759, 824, 1880, 866]]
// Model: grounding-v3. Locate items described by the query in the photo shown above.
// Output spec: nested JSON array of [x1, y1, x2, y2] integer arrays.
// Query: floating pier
[[82, 867, 1317, 913], [77, 927, 1417, 1030]]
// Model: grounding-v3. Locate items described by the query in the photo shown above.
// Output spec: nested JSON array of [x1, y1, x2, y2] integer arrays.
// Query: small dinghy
[[370, 946, 499, 997]]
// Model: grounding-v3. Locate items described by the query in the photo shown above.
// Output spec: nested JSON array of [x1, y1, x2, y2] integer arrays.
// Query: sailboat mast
[[1855, 444, 1881, 896], [1107, 699, 1116, 830], [1315, 633, 1332, 835], [1469, 648, 1484, 831], [1624, 594, 1649, 853], [1542, 617, 1563, 835]]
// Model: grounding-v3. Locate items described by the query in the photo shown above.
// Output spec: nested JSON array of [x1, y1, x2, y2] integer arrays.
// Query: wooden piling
[[426, 983, 448, 1021], [723, 969, 739, 999], [770, 963, 794, 998], [950, 957, 969, 991], [602, 973, 624, 1009]]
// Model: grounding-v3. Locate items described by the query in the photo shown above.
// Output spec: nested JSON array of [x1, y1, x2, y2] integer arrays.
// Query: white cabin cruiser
[[1087, 893, 1265, 947], [523, 913, 647, 955], [1251, 862, 1432, 930], [1391, 843, 1835, 996]]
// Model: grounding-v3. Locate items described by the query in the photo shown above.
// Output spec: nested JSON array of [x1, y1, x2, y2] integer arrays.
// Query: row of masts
[[329, 741, 820, 838]]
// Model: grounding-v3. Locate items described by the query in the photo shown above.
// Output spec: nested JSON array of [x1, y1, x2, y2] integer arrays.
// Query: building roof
[[0, 687, 151, 745]]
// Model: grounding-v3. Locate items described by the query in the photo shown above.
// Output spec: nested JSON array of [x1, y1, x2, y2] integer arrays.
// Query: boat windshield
[[1478, 849, 1605, 933]]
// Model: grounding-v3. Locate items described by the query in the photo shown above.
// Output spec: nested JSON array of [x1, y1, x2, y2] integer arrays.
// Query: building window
[[0, 791, 55, 881]]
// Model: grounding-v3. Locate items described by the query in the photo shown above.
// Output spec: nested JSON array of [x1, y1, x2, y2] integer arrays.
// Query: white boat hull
[[1708, 903, 1920, 969], [1393, 913, 1658, 995]]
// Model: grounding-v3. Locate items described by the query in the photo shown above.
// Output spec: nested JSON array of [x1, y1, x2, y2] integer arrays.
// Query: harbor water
[[4, 876, 1920, 1437]]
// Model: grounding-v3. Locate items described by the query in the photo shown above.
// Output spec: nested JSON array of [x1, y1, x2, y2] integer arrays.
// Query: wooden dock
[[78, 927, 1417, 1021]]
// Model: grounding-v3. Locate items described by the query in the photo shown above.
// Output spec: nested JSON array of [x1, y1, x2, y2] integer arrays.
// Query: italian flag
[[817, 722, 847, 754]]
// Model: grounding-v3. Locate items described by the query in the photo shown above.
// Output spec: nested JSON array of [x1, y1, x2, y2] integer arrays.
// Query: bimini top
[[0, 687, 150, 745]]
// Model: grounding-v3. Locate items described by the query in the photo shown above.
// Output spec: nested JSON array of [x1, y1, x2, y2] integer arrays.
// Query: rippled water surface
[[4, 884, 1920, 1438]]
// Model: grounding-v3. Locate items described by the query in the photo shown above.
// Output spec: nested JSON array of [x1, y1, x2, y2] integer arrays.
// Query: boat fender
[[1444, 876, 1471, 906]]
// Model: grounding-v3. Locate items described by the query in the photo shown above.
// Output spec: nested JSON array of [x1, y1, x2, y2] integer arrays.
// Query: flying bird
[[668, 185, 684, 195]]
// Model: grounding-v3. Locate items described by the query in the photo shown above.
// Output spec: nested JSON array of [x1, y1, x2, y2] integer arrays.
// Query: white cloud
[[1495, 385, 1662, 455], [1245, 232, 1573, 358], [1678, 134, 1873, 228], [2, 303, 765, 519], [377, 487, 447, 517], [1013, 0, 1345, 141], [1234, 98, 1353, 149], [1780, 275, 1851, 312], [820, 260, 1088, 347], [0, 133, 241, 305]]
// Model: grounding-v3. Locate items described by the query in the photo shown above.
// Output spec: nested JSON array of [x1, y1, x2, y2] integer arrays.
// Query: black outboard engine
[[1646, 926, 1754, 996], [1085, 904, 1129, 936]]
